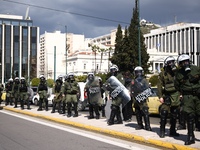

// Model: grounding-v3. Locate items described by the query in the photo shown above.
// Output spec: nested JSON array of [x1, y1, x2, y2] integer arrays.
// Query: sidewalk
[[2, 105, 200, 150]]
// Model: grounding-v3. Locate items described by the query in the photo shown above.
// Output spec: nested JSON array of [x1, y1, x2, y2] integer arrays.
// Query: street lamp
[[138, 0, 141, 66], [65, 25, 68, 74]]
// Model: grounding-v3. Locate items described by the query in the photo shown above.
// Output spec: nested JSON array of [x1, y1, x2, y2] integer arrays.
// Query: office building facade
[[0, 14, 39, 83]]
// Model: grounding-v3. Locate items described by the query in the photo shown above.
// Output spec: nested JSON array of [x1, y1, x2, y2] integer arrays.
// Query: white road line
[[0, 111, 148, 150]]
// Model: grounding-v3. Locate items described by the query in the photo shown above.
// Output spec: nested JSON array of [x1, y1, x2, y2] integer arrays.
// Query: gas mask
[[166, 60, 176, 71], [110, 68, 118, 76], [181, 60, 191, 72]]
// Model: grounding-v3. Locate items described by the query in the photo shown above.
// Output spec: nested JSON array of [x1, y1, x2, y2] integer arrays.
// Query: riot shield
[[131, 77, 152, 103], [104, 76, 131, 107]]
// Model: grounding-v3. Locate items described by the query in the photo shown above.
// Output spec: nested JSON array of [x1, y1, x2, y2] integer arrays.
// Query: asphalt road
[[0, 111, 161, 150]]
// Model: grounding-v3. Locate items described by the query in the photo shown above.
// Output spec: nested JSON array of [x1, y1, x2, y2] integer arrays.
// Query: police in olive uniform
[[12, 77, 20, 108], [106, 65, 123, 125], [37, 75, 48, 111], [62, 73, 80, 117], [19, 77, 30, 110], [132, 66, 152, 131], [85, 73, 103, 119], [51, 76, 63, 114], [157, 56, 180, 138], [5, 78, 14, 106], [174, 54, 200, 145]]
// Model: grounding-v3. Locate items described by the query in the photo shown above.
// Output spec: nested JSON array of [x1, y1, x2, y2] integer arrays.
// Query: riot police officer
[[157, 56, 180, 138], [106, 65, 124, 125], [19, 77, 30, 110], [51, 75, 63, 114], [132, 66, 152, 131], [5, 78, 14, 106], [85, 73, 103, 119], [175, 54, 200, 145], [37, 75, 48, 111], [12, 77, 20, 108], [0, 82, 4, 106], [62, 73, 80, 117]]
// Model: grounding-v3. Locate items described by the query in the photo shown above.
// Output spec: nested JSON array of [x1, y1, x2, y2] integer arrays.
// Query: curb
[[3, 107, 198, 150]]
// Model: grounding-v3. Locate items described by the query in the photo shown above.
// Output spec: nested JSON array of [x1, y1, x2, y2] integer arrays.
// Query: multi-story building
[[39, 31, 66, 80], [0, 14, 39, 83], [144, 22, 200, 73]]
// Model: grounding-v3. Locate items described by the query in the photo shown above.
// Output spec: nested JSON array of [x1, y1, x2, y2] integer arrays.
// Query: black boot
[[45, 99, 48, 111], [135, 109, 144, 130], [21, 100, 24, 110], [185, 115, 195, 145], [14, 99, 18, 108], [62, 102, 66, 115], [101, 105, 106, 117], [67, 102, 72, 117], [115, 106, 123, 124], [51, 102, 56, 113], [177, 111, 186, 130], [37, 99, 43, 111], [27, 101, 31, 110], [160, 110, 168, 138], [169, 109, 179, 136], [58, 102, 62, 114], [73, 102, 78, 117], [94, 104, 100, 119], [142, 107, 152, 131], [107, 109, 116, 125], [88, 104, 94, 119]]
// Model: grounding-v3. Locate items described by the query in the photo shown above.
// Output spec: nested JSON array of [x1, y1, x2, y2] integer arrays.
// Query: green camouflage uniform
[[19, 80, 29, 110], [157, 67, 180, 137], [175, 65, 200, 145], [0, 83, 4, 105], [12, 80, 20, 108], [37, 80, 48, 111], [62, 79, 80, 117], [85, 76, 103, 119], [51, 79, 63, 114], [5, 81, 13, 105]]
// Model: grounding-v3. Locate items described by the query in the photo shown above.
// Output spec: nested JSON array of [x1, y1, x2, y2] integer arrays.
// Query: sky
[[0, 0, 200, 38]]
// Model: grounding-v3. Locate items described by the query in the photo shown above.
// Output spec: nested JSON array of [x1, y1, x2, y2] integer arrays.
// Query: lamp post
[[65, 25, 68, 75], [138, 0, 141, 66]]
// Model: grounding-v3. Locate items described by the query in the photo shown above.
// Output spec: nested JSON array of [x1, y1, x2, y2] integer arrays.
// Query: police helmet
[[67, 72, 75, 81], [110, 64, 119, 76], [134, 66, 144, 77], [57, 75, 63, 81], [15, 77, 19, 80], [87, 72, 94, 81], [8, 78, 13, 82], [177, 54, 190, 65], [164, 56, 175, 66]]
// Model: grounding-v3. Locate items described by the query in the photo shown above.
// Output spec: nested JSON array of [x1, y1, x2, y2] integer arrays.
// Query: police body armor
[[131, 76, 152, 103]]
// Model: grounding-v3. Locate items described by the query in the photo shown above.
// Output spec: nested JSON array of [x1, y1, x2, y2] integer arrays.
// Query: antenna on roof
[[25, 6, 30, 20]]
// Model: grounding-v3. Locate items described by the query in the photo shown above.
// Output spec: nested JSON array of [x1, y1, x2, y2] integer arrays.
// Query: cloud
[[1, 0, 200, 38]]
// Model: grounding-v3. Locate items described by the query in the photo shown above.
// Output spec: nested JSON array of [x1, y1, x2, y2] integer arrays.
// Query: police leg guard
[[142, 107, 152, 131], [107, 105, 117, 125], [135, 108, 144, 130], [45, 99, 48, 111], [169, 107, 179, 136], [5, 97, 9, 106], [27, 100, 31, 110], [88, 104, 94, 119], [67, 102, 72, 117], [73, 102, 78, 117], [20, 100, 24, 110], [160, 110, 168, 138], [185, 114, 195, 145], [51, 102, 56, 113], [37, 98, 43, 111], [10, 98, 13, 106], [101, 105, 106, 117], [94, 104, 100, 119], [61, 102, 66, 115], [58, 102, 62, 114], [115, 106, 123, 124], [177, 110, 186, 130], [14, 98, 18, 108]]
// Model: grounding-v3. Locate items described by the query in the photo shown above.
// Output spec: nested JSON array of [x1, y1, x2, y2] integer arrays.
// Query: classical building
[[0, 14, 39, 83], [144, 22, 200, 73]]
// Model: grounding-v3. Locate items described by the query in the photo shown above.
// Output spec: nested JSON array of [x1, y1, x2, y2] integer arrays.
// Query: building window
[[83, 64, 86, 69]]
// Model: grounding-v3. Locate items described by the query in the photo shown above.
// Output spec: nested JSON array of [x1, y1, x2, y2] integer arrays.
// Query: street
[[0, 111, 161, 150]]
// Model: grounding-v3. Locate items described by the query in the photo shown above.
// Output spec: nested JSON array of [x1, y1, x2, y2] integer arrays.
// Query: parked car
[[132, 87, 161, 115], [32, 88, 54, 106]]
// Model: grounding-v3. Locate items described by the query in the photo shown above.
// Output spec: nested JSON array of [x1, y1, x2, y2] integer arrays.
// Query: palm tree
[[91, 45, 99, 74]]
